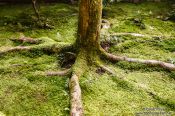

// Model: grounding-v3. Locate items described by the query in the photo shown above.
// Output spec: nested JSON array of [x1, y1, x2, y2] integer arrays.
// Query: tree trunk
[[69, 0, 102, 115], [76, 0, 102, 52]]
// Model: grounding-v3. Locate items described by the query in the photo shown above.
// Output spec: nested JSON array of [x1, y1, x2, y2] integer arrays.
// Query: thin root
[[46, 69, 71, 76], [95, 61, 116, 75], [10, 37, 40, 44]]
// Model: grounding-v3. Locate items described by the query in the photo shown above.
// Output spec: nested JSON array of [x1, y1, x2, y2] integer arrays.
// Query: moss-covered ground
[[0, 1, 175, 116]]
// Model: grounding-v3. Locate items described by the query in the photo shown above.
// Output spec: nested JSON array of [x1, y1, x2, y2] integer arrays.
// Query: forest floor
[[0, 1, 175, 116]]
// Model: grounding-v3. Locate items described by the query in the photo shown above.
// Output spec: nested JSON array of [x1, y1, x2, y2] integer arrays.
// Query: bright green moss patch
[[81, 65, 175, 115], [0, 53, 70, 115]]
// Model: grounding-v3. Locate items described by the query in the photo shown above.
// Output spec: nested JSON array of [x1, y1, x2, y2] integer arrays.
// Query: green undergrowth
[[0, 1, 175, 116]]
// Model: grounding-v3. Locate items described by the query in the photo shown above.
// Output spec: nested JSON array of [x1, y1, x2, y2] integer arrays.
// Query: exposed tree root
[[10, 37, 40, 44], [101, 51, 175, 71], [46, 69, 71, 76], [3, 33, 175, 116], [0, 46, 31, 55], [110, 32, 174, 39], [110, 32, 147, 37], [95, 61, 115, 75], [0, 42, 72, 56], [99, 65, 115, 75], [69, 50, 88, 116], [69, 73, 83, 116]]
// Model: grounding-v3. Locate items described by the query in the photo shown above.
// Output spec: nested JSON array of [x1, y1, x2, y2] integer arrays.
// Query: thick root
[[69, 74, 83, 116], [0, 42, 72, 55], [102, 52, 175, 71], [69, 49, 88, 116], [46, 69, 71, 76]]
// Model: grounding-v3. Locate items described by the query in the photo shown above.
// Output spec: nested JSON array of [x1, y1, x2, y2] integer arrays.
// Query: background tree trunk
[[32, 0, 40, 21]]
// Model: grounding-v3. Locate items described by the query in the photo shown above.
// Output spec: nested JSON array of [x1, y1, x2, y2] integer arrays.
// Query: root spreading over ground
[[0, 35, 175, 115]]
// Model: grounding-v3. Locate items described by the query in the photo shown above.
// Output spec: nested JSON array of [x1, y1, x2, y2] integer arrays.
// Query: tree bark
[[76, 0, 102, 52], [69, 0, 103, 115]]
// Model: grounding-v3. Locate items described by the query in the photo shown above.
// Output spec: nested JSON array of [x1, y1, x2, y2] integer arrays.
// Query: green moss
[[0, 53, 70, 115], [159, 38, 175, 52], [0, 1, 175, 115]]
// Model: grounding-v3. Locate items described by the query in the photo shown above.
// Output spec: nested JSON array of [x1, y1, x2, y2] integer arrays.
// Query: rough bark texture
[[69, 1, 102, 115], [76, 0, 102, 51]]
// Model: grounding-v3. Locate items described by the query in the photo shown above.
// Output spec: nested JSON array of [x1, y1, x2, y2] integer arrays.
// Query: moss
[[0, 1, 175, 115], [159, 38, 175, 52], [0, 53, 70, 115]]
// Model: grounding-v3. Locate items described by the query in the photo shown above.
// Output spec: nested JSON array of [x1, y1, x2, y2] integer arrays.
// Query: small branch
[[46, 69, 71, 76], [102, 51, 175, 71], [69, 73, 83, 116]]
